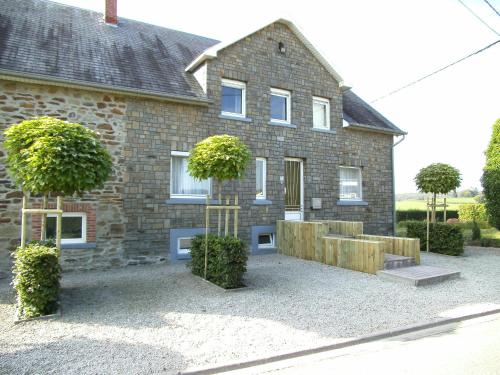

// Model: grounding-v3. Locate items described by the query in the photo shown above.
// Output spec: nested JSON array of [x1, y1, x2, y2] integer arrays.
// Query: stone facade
[[0, 22, 395, 273]]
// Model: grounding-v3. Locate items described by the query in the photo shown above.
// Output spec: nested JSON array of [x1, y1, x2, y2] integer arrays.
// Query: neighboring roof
[[185, 18, 344, 86], [342, 90, 406, 135], [0, 0, 404, 134], [0, 0, 219, 102]]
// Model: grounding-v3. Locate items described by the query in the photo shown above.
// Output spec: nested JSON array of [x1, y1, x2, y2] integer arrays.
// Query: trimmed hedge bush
[[406, 221, 464, 256], [13, 243, 61, 318], [458, 204, 487, 222], [188, 234, 248, 289], [396, 209, 458, 222]]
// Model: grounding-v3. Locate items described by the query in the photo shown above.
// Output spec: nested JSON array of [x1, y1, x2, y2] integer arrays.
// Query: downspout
[[392, 134, 406, 234]]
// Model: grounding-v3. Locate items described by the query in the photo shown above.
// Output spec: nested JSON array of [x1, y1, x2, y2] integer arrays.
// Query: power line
[[483, 0, 500, 17], [370, 39, 500, 103], [457, 0, 500, 36]]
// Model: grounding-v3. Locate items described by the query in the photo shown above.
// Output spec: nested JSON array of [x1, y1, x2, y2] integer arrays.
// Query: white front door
[[284, 158, 304, 221]]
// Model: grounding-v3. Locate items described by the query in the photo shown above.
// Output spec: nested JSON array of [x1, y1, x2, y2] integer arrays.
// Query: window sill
[[219, 114, 252, 123], [312, 127, 336, 134], [252, 199, 272, 205], [61, 242, 97, 249], [268, 121, 297, 129], [336, 200, 368, 206], [166, 198, 219, 205]]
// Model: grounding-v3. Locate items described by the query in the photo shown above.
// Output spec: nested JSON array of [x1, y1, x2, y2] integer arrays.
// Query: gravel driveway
[[1, 247, 499, 374]]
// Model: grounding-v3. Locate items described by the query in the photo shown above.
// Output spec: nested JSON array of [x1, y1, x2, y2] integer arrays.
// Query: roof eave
[[0, 69, 212, 106], [344, 122, 407, 136]]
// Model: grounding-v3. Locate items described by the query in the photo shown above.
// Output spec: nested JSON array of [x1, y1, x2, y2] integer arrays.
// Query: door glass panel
[[285, 160, 301, 212]]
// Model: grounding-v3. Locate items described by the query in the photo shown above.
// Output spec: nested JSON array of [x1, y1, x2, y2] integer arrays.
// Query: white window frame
[[339, 166, 363, 201], [221, 78, 246, 118], [270, 88, 291, 124], [177, 237, 194, 256], [47, 212, 87, 244], [170, 151, 211, 199], [258, 233, 275, 249], [256, 157, 267, 200], [312, 96, 330, 130]]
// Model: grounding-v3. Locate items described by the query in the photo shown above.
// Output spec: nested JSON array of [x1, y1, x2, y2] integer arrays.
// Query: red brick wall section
[[31, 202, 96, 242]]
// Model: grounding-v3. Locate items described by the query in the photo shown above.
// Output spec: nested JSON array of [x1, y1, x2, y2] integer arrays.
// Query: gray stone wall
[[0, 21, 395, 272]]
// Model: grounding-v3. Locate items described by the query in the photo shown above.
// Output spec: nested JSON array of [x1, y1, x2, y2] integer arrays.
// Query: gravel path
[[1, 247, 499, 374]]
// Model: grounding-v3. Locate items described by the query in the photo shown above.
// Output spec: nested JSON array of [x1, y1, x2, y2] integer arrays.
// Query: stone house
[[0, 0, 406, 273]]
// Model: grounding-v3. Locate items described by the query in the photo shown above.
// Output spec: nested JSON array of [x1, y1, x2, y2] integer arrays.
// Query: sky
[[53, 0, 500, 193]]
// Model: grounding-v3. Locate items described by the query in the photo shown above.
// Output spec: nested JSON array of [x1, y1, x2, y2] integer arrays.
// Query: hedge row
[[458, 204, 487, 222], [13, 243, 61, 318], [396, 209, 458, 222], [188, 234, 248, 289], [406, 221, 464, 256]]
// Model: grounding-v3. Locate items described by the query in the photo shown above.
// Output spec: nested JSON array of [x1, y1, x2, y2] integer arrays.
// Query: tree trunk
[[431, 193, 437, 223]]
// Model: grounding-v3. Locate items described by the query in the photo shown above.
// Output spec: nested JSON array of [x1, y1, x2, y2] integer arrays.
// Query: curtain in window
[[172, 156, 210, 196], [313, 102, 327, 128], [256, 159, 265, 197], [340, 167, 361, 199]]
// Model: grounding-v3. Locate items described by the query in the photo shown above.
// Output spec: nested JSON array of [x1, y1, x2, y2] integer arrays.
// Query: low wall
[[276, 221, 329, 261], [312, 220, 363, 236], [356, 234, 420, 264], [323, 237, 384, 274]]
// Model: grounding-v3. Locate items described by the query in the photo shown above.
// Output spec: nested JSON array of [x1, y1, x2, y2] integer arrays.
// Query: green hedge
[[188, 234, 248, 289], [458, 204, 487, 222], [396, 209, 458, 222], [13, 243, 61, 318], [406, 221, 464, 256]]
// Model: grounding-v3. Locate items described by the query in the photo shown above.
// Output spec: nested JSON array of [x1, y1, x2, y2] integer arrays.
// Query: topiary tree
[[188, 134, 251, 197], [481, 119, 500, 229], [415, 163, 461, 223], [4, 117, 113, 240]]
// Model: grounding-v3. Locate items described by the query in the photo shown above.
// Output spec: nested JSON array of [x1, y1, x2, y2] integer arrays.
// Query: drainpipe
[[392, 134, 406, 235]]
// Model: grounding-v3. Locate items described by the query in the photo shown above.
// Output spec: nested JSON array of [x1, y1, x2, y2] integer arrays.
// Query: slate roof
[[0, 0, 404, 134]]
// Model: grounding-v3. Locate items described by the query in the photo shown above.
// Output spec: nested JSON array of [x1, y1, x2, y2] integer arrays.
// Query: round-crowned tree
[[4, 117, 112, 196], [188, 134, 251, 194], [481, 119, 500, 229], [415, 163, 461, 222]]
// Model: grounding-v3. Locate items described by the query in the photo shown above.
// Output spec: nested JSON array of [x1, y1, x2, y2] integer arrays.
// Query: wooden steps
[[384, 254, 416, 269]]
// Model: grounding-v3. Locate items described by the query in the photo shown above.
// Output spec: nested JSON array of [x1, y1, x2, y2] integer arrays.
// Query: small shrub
[[188, 234, 248, 289], [459, 204, 487, 222], [406, 221, 464, 256], [480, 238, 500, 248], [396, 209, 458, 222], [12, 244, 61, 318], [471, 221, 481, 241]]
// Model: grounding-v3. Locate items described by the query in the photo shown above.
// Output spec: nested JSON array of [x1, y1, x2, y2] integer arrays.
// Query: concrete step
[[384, 254, 416, 269], [377, 265, 461, 286]]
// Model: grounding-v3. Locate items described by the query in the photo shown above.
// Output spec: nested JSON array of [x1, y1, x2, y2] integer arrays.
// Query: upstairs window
[[270, 88, 291, 123], [256, 157, 267, 199], [339, 167, 362, 201], [221, 79, 246, 117], [171, 151, 211, 198], [313, 97, 330, 129], [46, 212, 87, 244]]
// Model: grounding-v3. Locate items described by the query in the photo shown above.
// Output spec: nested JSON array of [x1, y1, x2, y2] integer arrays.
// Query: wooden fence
[[276, 221, 329, 261], [323, 237, 384, 274], [313, 220, 363, 237], [356, 235, 420, 264]]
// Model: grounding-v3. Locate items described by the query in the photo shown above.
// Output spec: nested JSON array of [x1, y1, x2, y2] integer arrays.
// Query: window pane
[[256, 159, 265, 198], [46, 216, 83, 239], [313, 102, 327, 128], [340, 168, 361, 200], [178, 237, 193, 255], [258, 233, 274, 248], [221, 86, 242, 114], [271, 95, 287, 121], [172, 156, 210, 196]]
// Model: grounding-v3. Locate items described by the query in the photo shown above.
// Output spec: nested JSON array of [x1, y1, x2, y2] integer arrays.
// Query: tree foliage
[[481, 119, 500, 229], [188, 135, 251, 182], [415, 163, 461, 195], [3, 117, 112, 195]]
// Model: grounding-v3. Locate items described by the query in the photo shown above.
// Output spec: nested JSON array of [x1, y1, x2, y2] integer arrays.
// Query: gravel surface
[[1, 247, 499, 374]]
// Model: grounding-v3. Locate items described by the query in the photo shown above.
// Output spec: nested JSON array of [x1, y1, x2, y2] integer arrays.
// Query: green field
[[396, 197, 476, 211]]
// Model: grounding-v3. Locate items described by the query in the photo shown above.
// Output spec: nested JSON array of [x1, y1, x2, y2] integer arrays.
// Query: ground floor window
[[46, 212, 87, 244], [339, 166, 362, 201], [171, 151, 211, 198]]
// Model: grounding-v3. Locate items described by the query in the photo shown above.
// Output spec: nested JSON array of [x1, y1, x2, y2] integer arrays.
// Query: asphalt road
[[226, 313, 500, 375]]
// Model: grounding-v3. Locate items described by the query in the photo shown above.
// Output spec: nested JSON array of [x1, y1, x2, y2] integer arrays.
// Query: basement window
[[46, 212, 87, 244], [258, 233, 275, 249], [177, 237, 193, 256]]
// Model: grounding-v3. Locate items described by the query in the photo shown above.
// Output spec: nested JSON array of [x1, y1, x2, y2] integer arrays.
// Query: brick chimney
[[104, 0, 118, 25]]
